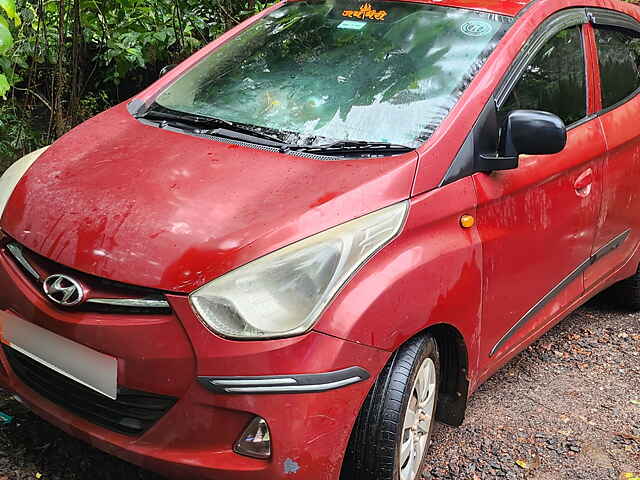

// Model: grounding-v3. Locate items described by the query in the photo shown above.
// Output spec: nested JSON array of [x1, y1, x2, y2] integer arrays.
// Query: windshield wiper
[[137, 108, 413, 156], [136, 108, 232, 128], [136, 108, 287, 147], [284, 140, 413, 156]]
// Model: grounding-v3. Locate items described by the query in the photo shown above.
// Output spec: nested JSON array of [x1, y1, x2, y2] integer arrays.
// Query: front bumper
[[0, 244, 389, 480]]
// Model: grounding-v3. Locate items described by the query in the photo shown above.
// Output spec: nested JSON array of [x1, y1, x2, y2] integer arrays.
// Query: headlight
[[190, 201, 409, 340], [0, 147, 49, 218]]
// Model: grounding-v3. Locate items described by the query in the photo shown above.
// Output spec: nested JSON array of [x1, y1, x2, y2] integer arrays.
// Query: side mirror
[[159, 64, 177, 77], [501, 109, 567, 157], [479, 109, 567, 171]]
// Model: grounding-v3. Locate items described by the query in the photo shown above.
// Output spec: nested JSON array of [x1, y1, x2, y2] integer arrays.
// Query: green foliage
[[0, 0, 19, 24], [0, 103, 46, 170], [81, 1, 203, 84], [0, 23, 12, 55], [0, 0, 19, 97], [0, 0, 272, 168]]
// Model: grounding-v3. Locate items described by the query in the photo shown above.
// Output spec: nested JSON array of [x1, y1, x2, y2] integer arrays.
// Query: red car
[[1, 0, 639, 478]]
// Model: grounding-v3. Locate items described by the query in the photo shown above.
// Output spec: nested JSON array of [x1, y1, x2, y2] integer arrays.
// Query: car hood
[[1, 103, 417, 293]]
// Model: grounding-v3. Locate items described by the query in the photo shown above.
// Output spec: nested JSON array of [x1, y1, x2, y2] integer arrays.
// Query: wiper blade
[[136, 109, 233, 128], [206, 126, 287, 147], [137, 108, 413, 155], [137, 108, 287, 147], [284, 140, 413, 156]]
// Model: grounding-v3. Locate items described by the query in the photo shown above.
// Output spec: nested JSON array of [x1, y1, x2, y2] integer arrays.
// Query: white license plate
[[1, 311, 118, 399]]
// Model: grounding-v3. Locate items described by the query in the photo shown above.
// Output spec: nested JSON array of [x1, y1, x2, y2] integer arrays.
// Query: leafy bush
[[0, 0, 271, 169], [0, 0, 21, 97]]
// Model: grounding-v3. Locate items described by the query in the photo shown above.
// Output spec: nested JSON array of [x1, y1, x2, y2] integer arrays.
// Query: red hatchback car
[[1, 0, 640, 478]]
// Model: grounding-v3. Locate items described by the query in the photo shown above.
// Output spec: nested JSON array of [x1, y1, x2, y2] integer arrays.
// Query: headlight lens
[[0, 147, 49, 218], [190, 201, 409, 339]]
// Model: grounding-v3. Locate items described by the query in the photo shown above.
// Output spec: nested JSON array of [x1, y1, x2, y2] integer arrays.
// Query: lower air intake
[[3, 345, 176, 436]]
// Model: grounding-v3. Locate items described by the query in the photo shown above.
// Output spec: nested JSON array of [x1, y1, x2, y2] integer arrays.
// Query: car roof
[[406, 0, 530, 16], [396, 0, 640, 18], [385, 0, 529, 17]]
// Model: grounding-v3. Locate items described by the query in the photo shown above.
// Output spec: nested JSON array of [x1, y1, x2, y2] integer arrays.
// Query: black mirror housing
[[501, 109, 567, 158], [477, 109, 567, 172]]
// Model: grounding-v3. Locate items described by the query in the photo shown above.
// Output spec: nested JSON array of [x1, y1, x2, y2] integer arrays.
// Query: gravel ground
[[425, 294, 640, 480], [0, 293, 638, 480]]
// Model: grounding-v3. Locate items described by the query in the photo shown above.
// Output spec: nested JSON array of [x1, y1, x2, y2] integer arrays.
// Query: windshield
[[155, 1, 513, 149]]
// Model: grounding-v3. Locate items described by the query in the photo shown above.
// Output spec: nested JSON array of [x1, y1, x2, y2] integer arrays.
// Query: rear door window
[[595, 27, 640, 109], [500, 26, 587, 126]]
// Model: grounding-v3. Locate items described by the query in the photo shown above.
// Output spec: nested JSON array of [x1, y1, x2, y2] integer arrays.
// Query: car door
[[473, 13, 606, 370], [584, 12, 640, 290]]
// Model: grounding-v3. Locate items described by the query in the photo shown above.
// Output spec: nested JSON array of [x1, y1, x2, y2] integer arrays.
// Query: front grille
[[74, 300, 172, 316], [2, 239, 172, 315], [3, 345, 177, 436]]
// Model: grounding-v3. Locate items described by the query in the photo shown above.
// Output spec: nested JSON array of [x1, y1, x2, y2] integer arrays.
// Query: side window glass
[[595, 27, 640, 109], [501, 26, 586, 126]]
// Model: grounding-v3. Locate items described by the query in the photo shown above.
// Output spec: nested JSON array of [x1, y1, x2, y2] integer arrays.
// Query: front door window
[[500, 26, 586, 126]]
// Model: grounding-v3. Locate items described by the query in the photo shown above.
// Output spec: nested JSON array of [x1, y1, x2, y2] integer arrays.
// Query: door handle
[[574, 168, 593, 197]]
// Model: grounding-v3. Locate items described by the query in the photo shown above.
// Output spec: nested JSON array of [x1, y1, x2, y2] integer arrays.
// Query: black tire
[[341, 334, 440, 480], [607, 263, 640, 310]]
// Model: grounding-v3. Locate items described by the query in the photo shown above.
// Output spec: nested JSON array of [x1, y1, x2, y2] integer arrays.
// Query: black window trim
[[440, 8, 589, 186], [494, 8, 588, 114], [587, 7, 640, 34], [587, 8, 640, 117]]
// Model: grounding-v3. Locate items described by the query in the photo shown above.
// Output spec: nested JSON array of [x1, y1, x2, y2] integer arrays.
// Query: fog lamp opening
[[234, 416, 271, 460]]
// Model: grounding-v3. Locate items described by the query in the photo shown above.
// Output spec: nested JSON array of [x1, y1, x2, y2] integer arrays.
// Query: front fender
[[314, 177, 482, 389]]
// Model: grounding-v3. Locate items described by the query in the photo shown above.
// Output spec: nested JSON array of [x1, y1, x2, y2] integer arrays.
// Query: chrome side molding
[[490, 229, 631, 357]]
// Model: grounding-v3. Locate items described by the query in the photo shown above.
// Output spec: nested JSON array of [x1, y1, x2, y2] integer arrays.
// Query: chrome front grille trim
[[86, 297, 170, 309], [4, 241, 170, 311], [6, 243, 41, 280]]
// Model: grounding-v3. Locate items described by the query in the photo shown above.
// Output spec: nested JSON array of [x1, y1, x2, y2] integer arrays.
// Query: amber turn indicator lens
[[460, 215, 475, 228]]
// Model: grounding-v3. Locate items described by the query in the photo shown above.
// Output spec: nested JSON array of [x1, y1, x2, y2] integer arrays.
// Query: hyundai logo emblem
[[43, 274, 85, 306]]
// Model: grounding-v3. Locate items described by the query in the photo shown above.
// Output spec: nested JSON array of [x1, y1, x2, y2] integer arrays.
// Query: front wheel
[[342, 334, 440, 480]]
